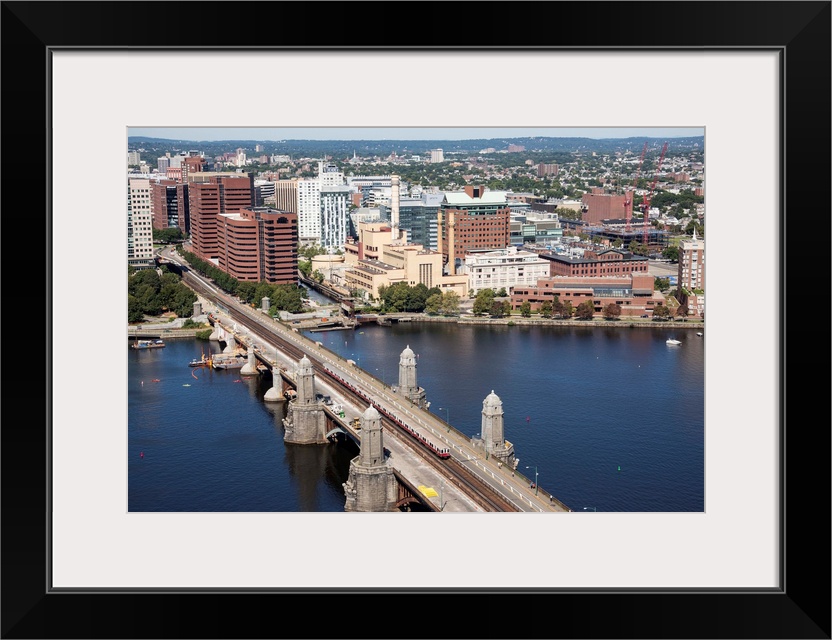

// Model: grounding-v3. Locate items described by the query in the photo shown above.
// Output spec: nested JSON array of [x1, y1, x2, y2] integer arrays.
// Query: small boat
[[182, 383, 191, 387], [666, 338, 682, 345], [696, 332, 703, 337], [188, 352, 211, 367], [151, 379, 161, 383]]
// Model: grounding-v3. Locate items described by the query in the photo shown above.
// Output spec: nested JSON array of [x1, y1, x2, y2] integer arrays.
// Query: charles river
[[128, 293, 704, 514]]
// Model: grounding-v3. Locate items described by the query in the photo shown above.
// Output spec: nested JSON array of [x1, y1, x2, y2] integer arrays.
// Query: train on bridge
[[321, 367, 451, 460]]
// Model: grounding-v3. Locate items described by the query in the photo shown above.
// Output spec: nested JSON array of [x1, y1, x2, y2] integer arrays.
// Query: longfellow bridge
[[146, 260, 571, 513]]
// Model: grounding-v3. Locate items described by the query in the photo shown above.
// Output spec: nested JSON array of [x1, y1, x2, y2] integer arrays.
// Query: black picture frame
[[2, 2, 829, 638]]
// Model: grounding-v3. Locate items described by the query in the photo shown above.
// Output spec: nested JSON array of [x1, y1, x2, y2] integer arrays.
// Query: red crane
[[624, 141, 648, 233], [641, 141, 668, 246]]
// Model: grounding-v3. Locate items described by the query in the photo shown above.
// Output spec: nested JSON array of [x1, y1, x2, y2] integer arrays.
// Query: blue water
[[129, 323, 704, 512]]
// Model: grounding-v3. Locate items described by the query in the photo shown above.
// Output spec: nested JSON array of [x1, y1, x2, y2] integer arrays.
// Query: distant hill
[[128, 136, 703, 158]]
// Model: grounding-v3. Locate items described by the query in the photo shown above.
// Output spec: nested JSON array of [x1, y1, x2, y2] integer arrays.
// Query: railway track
[[183, 271, 519, 512]]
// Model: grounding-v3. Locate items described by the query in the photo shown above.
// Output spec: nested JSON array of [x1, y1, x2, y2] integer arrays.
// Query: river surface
[[128, 322, 704, 513]]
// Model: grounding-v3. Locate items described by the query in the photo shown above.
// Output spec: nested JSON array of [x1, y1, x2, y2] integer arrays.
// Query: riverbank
[[370, 313, 704, 330]]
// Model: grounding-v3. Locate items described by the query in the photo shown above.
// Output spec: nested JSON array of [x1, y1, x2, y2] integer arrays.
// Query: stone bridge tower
[[476, 390, 518, 469], [397, 345, 427, 408], [283, 355, 327, 444], [343, 406, 397, 512]]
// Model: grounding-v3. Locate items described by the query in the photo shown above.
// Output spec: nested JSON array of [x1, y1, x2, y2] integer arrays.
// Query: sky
[[128, 127, 704, 142]]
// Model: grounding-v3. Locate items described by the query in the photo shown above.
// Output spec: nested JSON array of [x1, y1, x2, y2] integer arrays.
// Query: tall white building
[[430, 148, 444, 163], [297, 161, 348, 247], [157, 155, 170, 173], [297, 177, 322, 245], [127, 150, 141, 166], [128, 177, 154, 270], [320, 185, 350, 249], [235, 148, 247, 167]]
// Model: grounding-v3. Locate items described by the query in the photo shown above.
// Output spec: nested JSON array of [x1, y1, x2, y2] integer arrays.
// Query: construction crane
[[624, 141, 648, 233], [641, 141, 668, 247]]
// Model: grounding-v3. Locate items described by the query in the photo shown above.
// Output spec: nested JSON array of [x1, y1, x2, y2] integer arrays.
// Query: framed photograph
[[3, 1, 828, 638]]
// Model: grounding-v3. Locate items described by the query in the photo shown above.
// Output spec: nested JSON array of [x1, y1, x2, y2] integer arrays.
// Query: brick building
[[581, 192, 628, 223], [511, 272, 664, 317], [439, 185, 510, 274], [541, 248, 650, 277], [187, 173, 254, 262], [150, 179, 179, 229], [216, 207, 298, 285]]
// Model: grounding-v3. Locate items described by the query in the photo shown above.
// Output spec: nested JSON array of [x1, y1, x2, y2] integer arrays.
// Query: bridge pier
[[263, 368, 284, 402], [343, 406, 398, 512], [240, 346, 258, 376], [282, 355, 327, 444]]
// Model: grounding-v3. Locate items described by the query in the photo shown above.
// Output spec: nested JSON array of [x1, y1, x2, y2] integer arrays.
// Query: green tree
[[153, 227, 185, 244], [561, 300, 574, 318], [539, 300, 553, 318], [661, 246, 679, 262], [424, 293, 442, 315], [654, 277, 670, 293], [519, 301, 532, 318], [675, 303, 689, 320], [236, 281, 257, 304], [440, 291, 460, 316], [473, 289, 495, 315]]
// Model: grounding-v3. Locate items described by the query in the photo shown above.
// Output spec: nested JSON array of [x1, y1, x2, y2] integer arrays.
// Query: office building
[[216, 207, 298, 285], [581, 192, 628, 223], [439, 185, 510, 274], [343, 221, 467, 301], [150, 179, 179, 229], [460, 246, 551, 295], [187, 173, 254, 262]]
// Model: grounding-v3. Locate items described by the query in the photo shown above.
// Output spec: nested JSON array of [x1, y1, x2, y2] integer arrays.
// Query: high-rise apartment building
[[216, 207, 298, 285], [430, 149, 444, 163], [127, 150, 141, 166], [128, 177, 154, 270], [297, 177, 321, 245], [439, 185, 511, 274], [677, 229, 705, 317], [537, 162, 559, 177], [187, 173, 254, 261], [157, 155, 170, 174], [320, 184, 350, 249]]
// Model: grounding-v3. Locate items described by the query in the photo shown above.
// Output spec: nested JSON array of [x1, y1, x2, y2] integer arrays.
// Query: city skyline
[[129, 127, 705, 142]]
